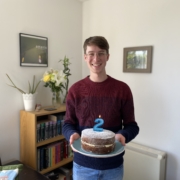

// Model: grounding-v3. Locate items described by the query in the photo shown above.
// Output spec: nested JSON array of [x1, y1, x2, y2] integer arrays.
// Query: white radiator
[[123, 142, 166, 180]]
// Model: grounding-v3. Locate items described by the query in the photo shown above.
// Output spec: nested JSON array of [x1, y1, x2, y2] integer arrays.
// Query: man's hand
[[115, 134, 126, 146], [70, 133, 80, 152]]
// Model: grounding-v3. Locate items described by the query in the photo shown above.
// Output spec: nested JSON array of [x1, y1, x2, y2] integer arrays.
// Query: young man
[[63, 36, 139, 180]]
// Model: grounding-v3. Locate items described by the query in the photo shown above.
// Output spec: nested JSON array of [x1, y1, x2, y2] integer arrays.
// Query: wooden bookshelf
[[20, 104, 73, 174]]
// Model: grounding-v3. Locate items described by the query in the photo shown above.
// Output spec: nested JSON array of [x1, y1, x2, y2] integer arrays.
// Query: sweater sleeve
[[62, 86, 80, 142], [118, 122, 139, 143]]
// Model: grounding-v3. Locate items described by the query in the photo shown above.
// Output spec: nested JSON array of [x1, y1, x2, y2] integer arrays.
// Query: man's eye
[[89, 53, 94, 56], [99, 53, 104, 56]]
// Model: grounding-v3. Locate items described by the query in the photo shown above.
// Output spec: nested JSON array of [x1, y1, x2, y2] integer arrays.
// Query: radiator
[[123, 142, 166, 180]]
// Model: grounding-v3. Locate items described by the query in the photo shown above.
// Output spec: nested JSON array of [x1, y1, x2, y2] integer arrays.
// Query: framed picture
[[123, 46, 153, 73], [19, 33, 48, 67]]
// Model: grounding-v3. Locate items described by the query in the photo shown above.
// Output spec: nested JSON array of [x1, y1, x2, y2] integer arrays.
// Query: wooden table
[[4, 160, 48, 180]]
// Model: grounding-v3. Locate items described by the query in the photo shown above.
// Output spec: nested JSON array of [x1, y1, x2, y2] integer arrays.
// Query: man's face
[[84, 45, 109, 75]]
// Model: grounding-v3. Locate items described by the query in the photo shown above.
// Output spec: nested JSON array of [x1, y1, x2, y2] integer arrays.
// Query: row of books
[[37, 114, 65, 142], [37, 140, 73, 171]]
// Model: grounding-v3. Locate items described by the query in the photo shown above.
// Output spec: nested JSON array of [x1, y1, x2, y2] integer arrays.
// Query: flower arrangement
[[42, 56, 71, 106], [6, 74, 41, 94], [42, 68, 66, 94]]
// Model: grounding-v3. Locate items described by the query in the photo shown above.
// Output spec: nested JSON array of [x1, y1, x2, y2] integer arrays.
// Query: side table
[[4, 160, 48, 180]]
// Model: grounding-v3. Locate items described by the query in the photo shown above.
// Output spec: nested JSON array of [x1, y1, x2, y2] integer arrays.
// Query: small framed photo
[[19, 33, 48, 67], [123, 46, 153, 73]]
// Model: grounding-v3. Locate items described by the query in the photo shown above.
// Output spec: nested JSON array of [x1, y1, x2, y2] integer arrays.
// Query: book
[[45, 122, 49, 140], [52, 121, 57, 137], [40, 123, 45, 141], [0, 169, 18, 180], [40, 147, 44, 171], [49, 121, 53, 138], [63, 140, 68, 159], [60, 119, 65, 135], [37, 148, 40, 171], [44, 147, 49, 169], [55, 143, 59, 164], [55, 143, 61, 164], [60, 141, 64, 161], [37, 124, 40, 142], [51, 145, 56, 166], [57, 119, 61, 135], [53, 113, 65, 135], [48, 146, 52, 167]]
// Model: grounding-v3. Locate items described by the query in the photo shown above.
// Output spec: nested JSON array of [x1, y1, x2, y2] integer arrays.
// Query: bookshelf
[[20, 104, 73, 174]]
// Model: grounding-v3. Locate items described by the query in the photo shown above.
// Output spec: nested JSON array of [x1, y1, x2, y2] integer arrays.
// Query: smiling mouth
[[92, 63, 101, 67]]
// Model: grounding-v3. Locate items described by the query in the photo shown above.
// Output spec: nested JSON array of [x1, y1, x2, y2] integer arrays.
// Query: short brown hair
[[83, 36, 109, 54]]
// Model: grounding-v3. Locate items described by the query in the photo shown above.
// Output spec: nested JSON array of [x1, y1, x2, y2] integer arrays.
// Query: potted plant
[[6, 74, 41, 111]]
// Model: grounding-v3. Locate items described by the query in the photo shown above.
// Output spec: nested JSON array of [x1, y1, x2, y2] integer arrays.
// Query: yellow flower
[[43, 75, 51, 82]]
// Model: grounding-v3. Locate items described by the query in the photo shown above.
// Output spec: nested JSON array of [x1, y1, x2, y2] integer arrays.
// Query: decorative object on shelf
[[6, 74, 41, 111], [22, 93, 37, 111], [52, 91, 61, 108], [123, 46, 153, 73], [59, 56, 71, 103], [35, 103, 42, 111], [42, 68, 66, 108]]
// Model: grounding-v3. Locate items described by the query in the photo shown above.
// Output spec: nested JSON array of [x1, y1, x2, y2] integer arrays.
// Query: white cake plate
[[72, 138, 125, 158]]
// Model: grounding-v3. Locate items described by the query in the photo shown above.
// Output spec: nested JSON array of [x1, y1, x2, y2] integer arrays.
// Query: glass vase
[[52, 91, 61, 108]]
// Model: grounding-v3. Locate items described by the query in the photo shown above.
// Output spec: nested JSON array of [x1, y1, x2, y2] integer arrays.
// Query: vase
[[52, 91, 61, 108], [63, 91, 68, 104], [22, 93, 37, 111]]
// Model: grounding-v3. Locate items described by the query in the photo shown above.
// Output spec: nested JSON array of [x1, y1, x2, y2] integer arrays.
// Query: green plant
[[59, 56, 71, 103], [6, 74, 41, 94]]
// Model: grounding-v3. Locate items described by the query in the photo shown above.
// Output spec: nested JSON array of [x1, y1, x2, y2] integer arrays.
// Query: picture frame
[[19, 33, 48, 67], [123, 46, 153, 73]]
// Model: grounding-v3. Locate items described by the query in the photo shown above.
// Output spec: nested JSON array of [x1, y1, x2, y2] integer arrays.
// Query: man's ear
[[84, 54, 87, 61]]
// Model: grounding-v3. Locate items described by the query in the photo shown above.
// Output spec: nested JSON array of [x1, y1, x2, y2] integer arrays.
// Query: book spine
[[40, 148, 44, 171], [49, 121, 53, 138], [40, 123, 45, 141], [57, 119, 61, 135], [45, 122, 49, 140], [60, 141, 64, 161], [53, 121, 57, 137], [51, 146, 55, 166], [37, 148, 40, 171], [64, 140, 68, 158], [44, 147, 49, 168], [61, 119, 65, 135], [57, 143, 60, 163], [37, 124, 40, 142], [48, 146, 52, 167]]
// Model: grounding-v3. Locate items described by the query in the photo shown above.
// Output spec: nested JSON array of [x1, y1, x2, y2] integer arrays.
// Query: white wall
[[82, 0, 180, 180], [0, 0, 82, 163]]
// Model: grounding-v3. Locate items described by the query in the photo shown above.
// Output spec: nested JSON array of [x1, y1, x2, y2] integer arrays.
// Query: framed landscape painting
[[123, 46, 153, 73], [19, 33, 48, 67]]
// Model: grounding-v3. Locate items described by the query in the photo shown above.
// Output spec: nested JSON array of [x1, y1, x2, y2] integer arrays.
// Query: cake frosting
[[81, 128, 115, 154]]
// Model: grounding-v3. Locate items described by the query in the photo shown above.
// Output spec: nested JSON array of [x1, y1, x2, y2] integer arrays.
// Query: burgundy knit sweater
[[63, 75, 139, 170]]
